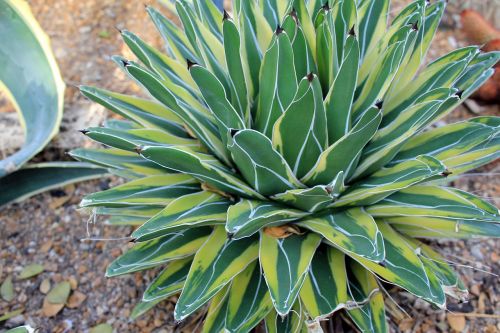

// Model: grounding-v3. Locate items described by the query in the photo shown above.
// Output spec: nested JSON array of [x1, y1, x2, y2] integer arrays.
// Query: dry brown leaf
[[40, 278, 51, 294], [67, 290, 87, 308], [68, 276, 78, 290], [447, 314, 466, 332], [398, 318, 415, 331], [42, 297, 65, 317]]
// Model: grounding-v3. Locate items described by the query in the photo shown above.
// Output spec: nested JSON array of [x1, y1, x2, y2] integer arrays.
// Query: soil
[[0, 1, 499, 332]]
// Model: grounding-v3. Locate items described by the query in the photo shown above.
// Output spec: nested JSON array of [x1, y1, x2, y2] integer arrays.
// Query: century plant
[[72, 0, 500, 331]]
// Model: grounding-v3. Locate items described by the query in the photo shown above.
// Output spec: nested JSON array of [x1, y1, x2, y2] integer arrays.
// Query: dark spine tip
[[115, 26, 123, 34], [276, 25, 284, 35], [348, 25, 356, 37], [134, 146, 144, 155], [129, 238, 137, 243], [186, 59, 197, 70], [79, 129, 89, 135], [227, 233, 234, 240], [375, 99, 384, 110], [120, 59, 130, 67], [321, 2, 330, 11], [411, 21, 419, 31], [223, 9, 231, 21], [289, 7, 298, 21], [455, 90, 464, 99], [325, 186, 333, 194], [441, 170, 453, 177], [230, 129, 240, 137], [306, 72, 315, 82], [379, 260, 387, 268]]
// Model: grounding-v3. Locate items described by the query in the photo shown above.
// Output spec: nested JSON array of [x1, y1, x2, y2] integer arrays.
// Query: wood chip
[[67, 291, 87, 308]]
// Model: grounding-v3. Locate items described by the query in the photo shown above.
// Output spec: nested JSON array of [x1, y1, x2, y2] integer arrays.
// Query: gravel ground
[[0, 1, 499, 332]]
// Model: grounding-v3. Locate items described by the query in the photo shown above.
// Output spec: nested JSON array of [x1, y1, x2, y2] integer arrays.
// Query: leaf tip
[[230, 129, 240, 137], [134, 146, 144, 155], [79, 129, 89, 135], [375, 99, 384, 110], [411, 21, 419, 31], [348, 25, 356, 37], [441, 170, 453, 177], [306, 72, 315, 82], [276, 25, 284, 35], [186, 59, 197, 70], [455, 90, 464, 99], [120, 59, 130, 67], [223, 9, 231, 21]]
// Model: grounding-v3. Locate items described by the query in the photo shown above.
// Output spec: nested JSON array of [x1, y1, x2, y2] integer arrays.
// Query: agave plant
[[72, 0, 500, 331]]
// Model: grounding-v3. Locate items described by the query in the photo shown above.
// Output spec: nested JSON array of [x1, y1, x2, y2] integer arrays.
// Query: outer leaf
[[299, 247, 349, 320], [260, 232, 321, 315], [264, 301, 307, 333], [367, 185, 500, 222], [130, 298, 165, 320], [298, 208, 385, 262], [0, 0, 65, 176], [324, 35, 360, 143], [353, 222, 446, 308], [228, 129, 303, 196], [132, 191, 230, 240], [106, 227, 211, 277], [387, 216, 500, 238], [347, 261, 388, 333], [315, 10, 337, 91], [255, 32, 297, 138], [273, 74, 327, 178], [81, 174, 199, 208], [334, 155, 446, 208], [225, 261, 274, 333], [302, 106, 382, 186], [0, 162, 106, 208], [140, 145, 263, 199], [226, 199, 307, 239], [175, 226, 259, 320], [142, 257, 192, 301]]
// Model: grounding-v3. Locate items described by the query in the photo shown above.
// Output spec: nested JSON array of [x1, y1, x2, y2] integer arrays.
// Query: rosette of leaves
[[73, 0, 500, 331]]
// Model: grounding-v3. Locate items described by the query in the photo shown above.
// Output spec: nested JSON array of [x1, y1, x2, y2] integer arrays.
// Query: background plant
[[74, 0, 500, 331]]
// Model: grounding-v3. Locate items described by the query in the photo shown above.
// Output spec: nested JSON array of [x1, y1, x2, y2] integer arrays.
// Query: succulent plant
[[72, 0, 500, 331]]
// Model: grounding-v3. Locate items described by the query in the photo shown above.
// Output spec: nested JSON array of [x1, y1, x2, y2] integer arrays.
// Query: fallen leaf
[[19, 264, 44, 280], [42, 297, 65, 317], [1, 275, 15, 302], [0, 308, 24, 322], [68, 276, 78, 290], [447, 314, 466, 332], [40, 279, 51, 294], [67, 291, 87, 308], [47, 281, 71, 304], [90, 323, 113, 333], [4, 327, 32, 333]]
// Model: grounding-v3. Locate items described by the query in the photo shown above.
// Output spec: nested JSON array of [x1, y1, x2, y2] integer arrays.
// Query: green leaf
[[202, 285, 230, 333], [264, 301, 307, 333], [228, 129, 303, 196], [353, 222, 445, 308], [84, 127, 202, 153], [81, 174, 199, 208], [334, 155, 446, 208], [260, 232, 321, 315], [132, 191, 230, 240], [0, 309, 24, 322], [106, 227, 211, 277], [226, 199, 307, 239], [315, 9, 337, 92], [89, 324, 113, 333], [367, 185, 500, 222], [140, 145, 263, 199], [143, 257, 192, 301], [80, 86, 186, 137], [130, 298, 165, 320], [324, 35, 360, 143], [47, 281, 71, 304], [273, 74, 327, 178], [225, 261, 274, 333], [255, 32, 297, 138], [357, 0, 390, 58], [0, 162, 107, 208], [298, 208, 385, 262], [19, 264, 44, 280], [1, 276, 14, 302], [347, 261, 388, 333], [0, 0, 65, 176], [300, 247, 349, 320], [302, 106, 382, 186], [175, 226, 259, 321], [4, 327, 32, 333]]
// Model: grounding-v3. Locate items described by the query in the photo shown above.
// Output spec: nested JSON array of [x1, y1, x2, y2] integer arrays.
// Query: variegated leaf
[[347, 261, 388, 333], [303, 106, 381, 186], [81, 174, 199, 208], [357, 0, 390, 58], [273, 74, 327, 178], [226, 199, 307, 239], [80, 86, 186, 137], [225, 261, 274, 333], [95, 205, 162, 219], [203, 285, 230, 333], [334, 155, 446, 208], [142, 257, 192, 301], [367, 185, 500, 222], [352, 221, 446, 308], [140, 145, 263, 199], [298, 208, 385, 262], [106, 227, 211, 277], [175, 226, 259, 320], [260, 232, 321, 315], [300, 246, 349, 320], [132, 191, 230, 240], [315, 8, 337, 91], [264, 301, 307, 333], [228, 129, 303, 196], [387, 216, 500, 239], [255, 31, 297, 138]]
